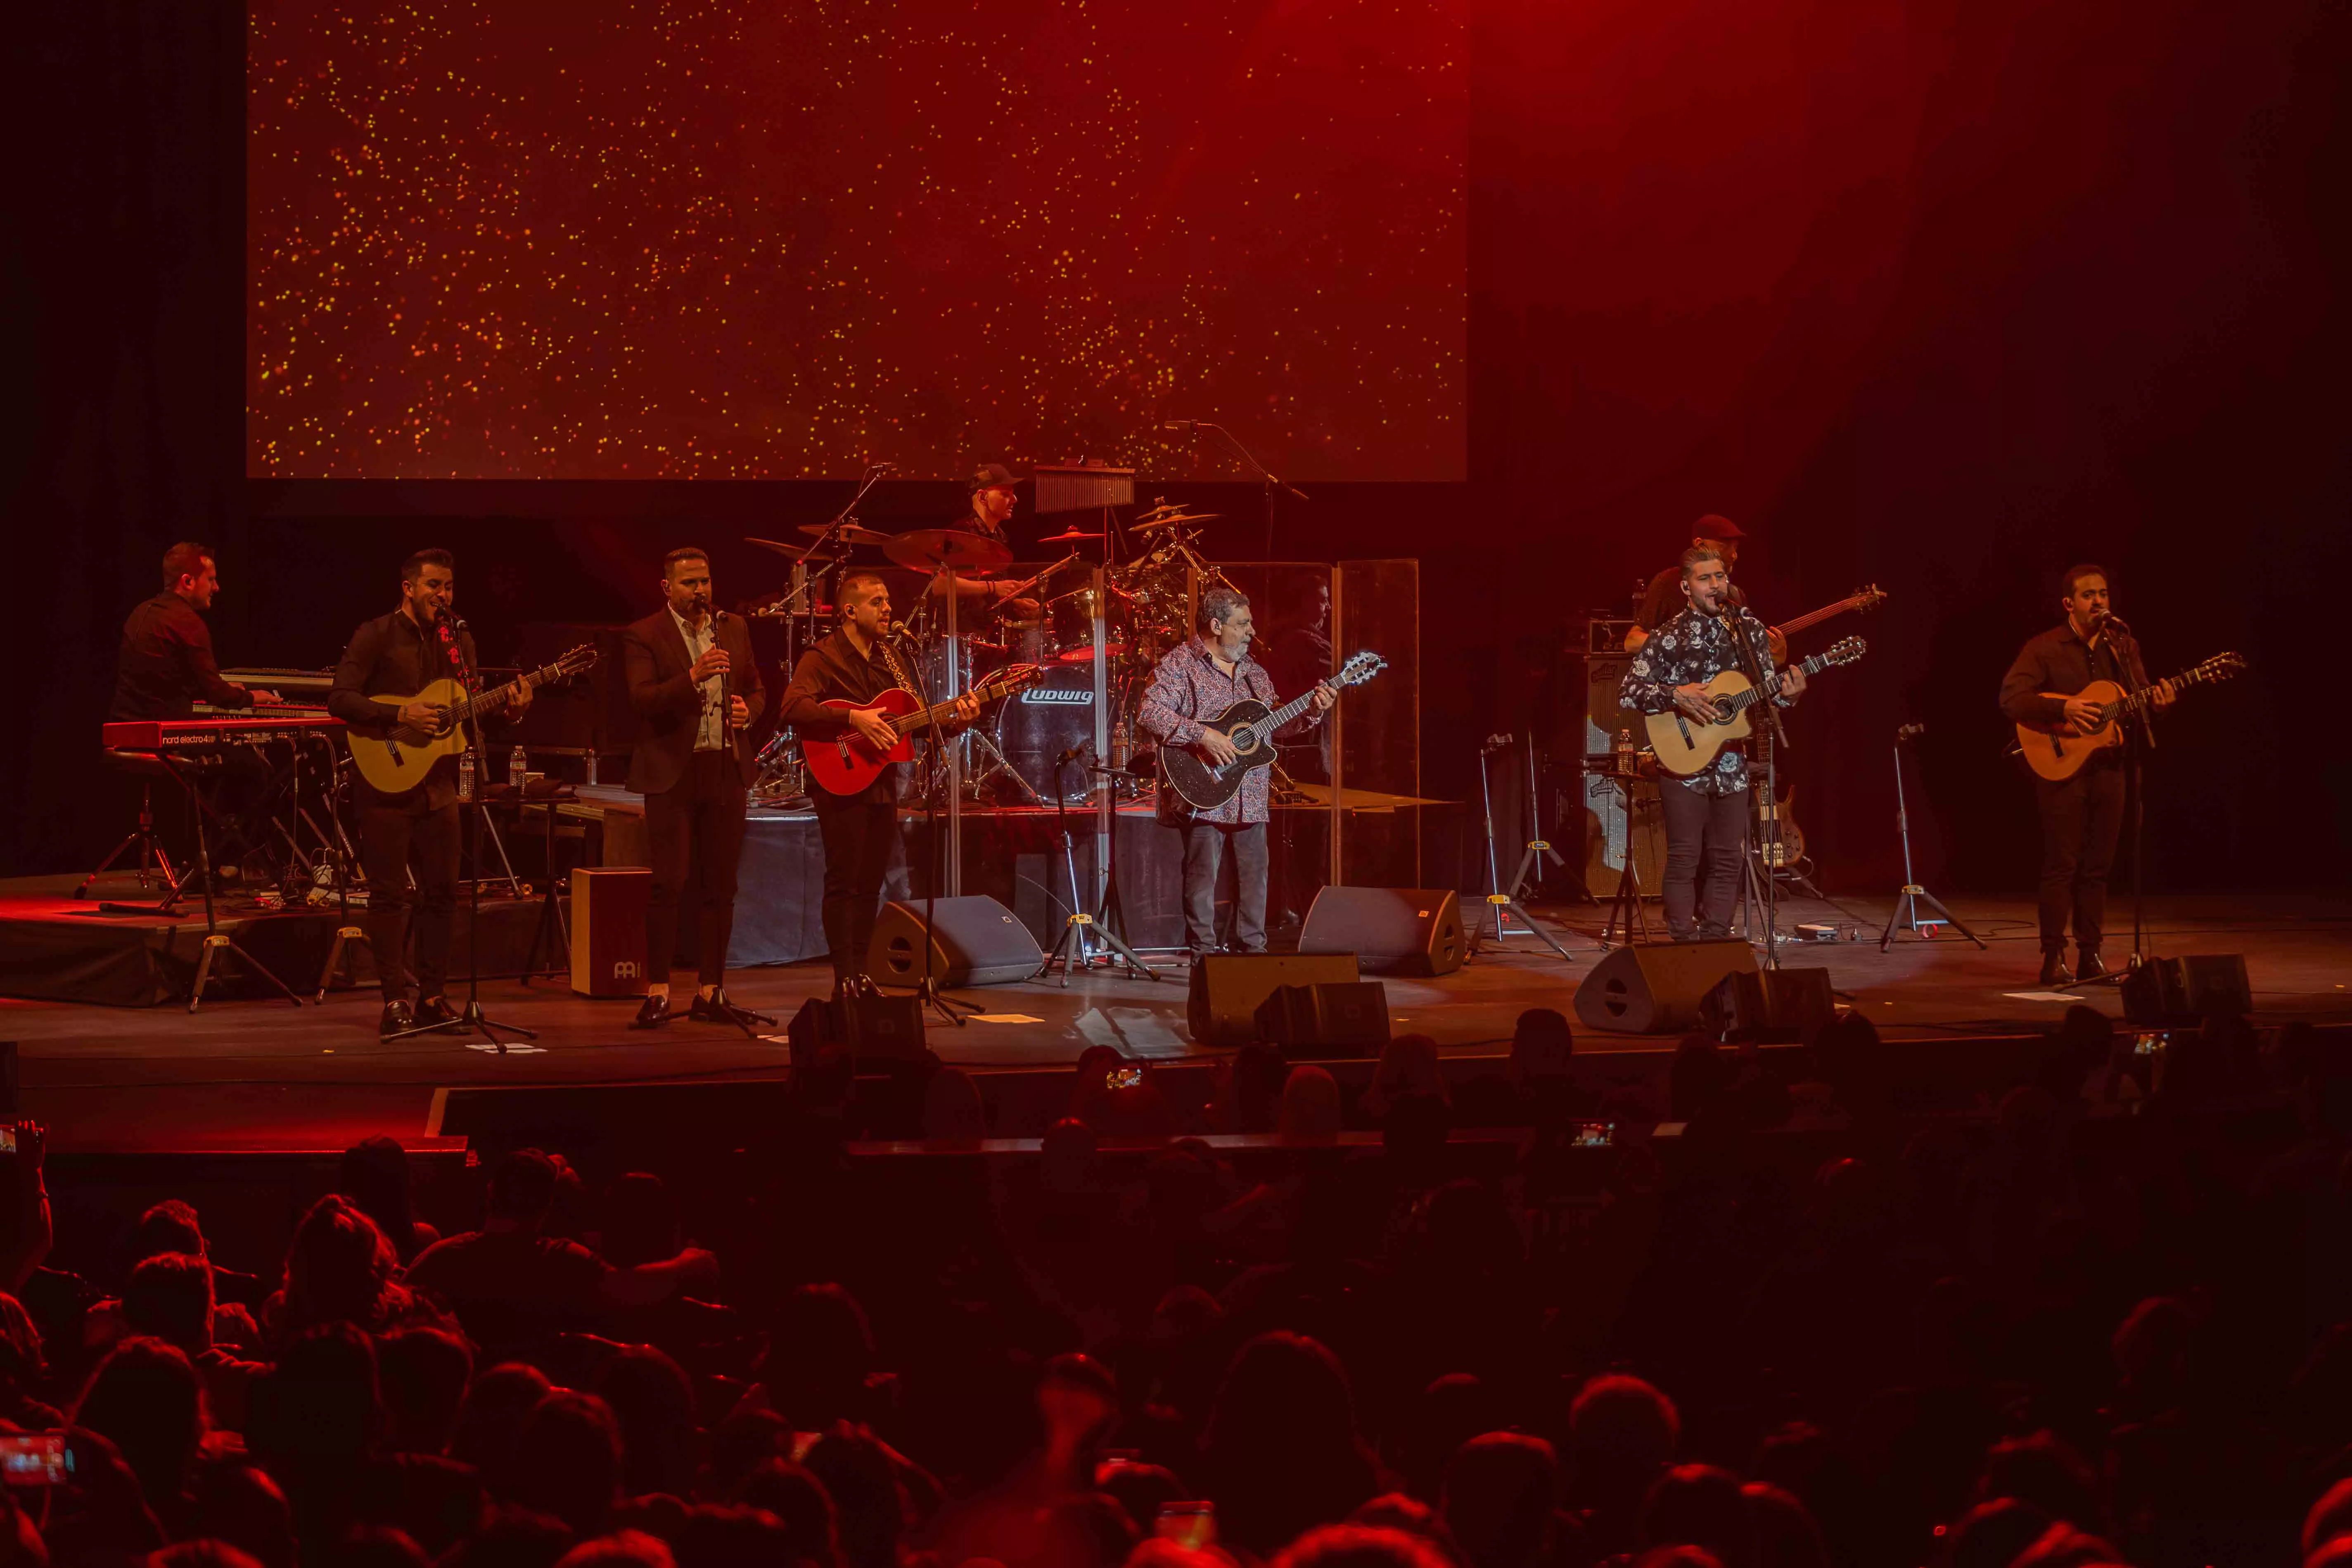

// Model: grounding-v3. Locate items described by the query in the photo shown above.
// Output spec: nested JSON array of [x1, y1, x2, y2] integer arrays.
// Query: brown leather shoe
[[2077, 951, 2108, 982], [2038, 951, 2075, 987]]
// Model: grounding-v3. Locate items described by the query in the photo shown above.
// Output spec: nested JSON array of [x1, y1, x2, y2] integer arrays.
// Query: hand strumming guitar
[[1196, 729, 1241, 766], [1672, 683, 1725, 725], [849, 706, 898, 752], [400, 700, 449, 732], [2063, 693, 2105, 733]]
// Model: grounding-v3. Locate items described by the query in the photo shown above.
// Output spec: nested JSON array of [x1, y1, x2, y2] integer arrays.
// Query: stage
[[3, 888, 2345, 1155]]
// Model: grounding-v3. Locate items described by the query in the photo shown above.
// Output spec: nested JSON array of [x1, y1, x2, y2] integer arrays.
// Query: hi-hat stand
[[1878, 722, 1984, 951]]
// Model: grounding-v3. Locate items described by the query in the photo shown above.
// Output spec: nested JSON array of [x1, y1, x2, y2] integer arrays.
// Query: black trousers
[[1658, 783, 1749, 941], [644, 750, 749, 986], [1182, 821, 1270, 953], [811, 786, 896, 980], [356, 797, 461, 1003], [2034, 761, 2127, 955]]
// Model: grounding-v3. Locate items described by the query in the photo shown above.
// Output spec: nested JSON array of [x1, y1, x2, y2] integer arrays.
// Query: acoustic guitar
[[804, 663, 1044, 796], [2013, 651, 2244, 781], [348, 645, 598, 794], [1644, 638, 1867, 776], [1159, 651, 1388, 811]]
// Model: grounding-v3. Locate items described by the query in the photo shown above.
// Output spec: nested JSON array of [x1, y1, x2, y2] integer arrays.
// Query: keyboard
[[103, 714, 347, 752], [221, 667, 335, 692]]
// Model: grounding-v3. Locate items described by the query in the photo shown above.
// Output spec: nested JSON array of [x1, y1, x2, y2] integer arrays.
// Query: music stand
[[1594, 756, 1656, 947]]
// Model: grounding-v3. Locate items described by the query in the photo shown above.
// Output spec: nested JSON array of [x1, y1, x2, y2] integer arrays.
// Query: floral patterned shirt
[[1138, 636, 1322, 824], [1618, 604, 1788, 797]]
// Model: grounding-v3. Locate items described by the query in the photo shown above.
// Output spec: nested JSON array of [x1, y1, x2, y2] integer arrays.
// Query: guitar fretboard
[[1720, 649, 1840, 717]]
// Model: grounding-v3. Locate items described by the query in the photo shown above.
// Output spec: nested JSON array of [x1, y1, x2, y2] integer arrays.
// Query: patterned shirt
[[1618, 604, 1788, 797], [1138, 636, 1322, 825]]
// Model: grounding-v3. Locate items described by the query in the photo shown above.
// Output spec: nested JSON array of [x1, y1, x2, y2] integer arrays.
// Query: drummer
[[937, 461, 1039, 622]]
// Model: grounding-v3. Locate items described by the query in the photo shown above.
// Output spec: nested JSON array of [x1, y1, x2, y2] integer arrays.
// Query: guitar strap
[[874, 639, 920, 699]]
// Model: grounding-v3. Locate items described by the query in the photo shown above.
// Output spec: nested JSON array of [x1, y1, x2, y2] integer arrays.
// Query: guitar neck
[[450, 666, 549, 724], [891, 679, 1002, 735], [1775, 595, 1863, 637], [1725, 650, 1833, 715]]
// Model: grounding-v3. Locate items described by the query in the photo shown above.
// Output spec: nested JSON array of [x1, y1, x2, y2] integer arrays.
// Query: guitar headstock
[[985, 664, 1046, 698], [1822, 637, 1867, 667], [546, 644, 599, 681], [1850, 585, 1889, 613], [1330, 651, 1388, 688], [2188, 652, 2247, 684]]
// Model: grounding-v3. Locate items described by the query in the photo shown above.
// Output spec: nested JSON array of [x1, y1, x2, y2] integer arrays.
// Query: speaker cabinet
[[1187, 952, 1362, 1046], [1700, 966, 1836, 1043], [2123, 954, 2252, 1025], [1584, 651, 1649, 757], [1581, 771, 1667, 900], [867, 896, 1045, 987], [1297, 887, 1465, 977], [1574, 940, 1756, 1034], [787, 994, 929, 1068], [569, 867, 650, 997], [1252, 981, 1393, 1059]]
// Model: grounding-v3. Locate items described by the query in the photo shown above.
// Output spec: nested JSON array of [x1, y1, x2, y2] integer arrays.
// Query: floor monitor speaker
[[1574, 939, 1756, 1034], [2122, 954, 2252, 1025], [1252, 981, 1392, 1059], [867, 896, 1045, 987], [1297, 887, 1465, 976], [788, 994, 929, 1068], [1700, 966, 1837, 1042], [1188, 952, 1361, 1046]]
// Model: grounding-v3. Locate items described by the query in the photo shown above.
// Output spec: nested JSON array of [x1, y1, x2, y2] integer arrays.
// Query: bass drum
[[994, 665, 1100, 804]]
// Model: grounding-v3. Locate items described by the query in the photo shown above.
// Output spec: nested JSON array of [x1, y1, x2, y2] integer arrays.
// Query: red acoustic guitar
[[804, 664, 1044, 796]]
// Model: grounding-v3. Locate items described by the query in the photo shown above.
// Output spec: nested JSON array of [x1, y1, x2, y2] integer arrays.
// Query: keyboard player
[[110, 543, 282, 719]]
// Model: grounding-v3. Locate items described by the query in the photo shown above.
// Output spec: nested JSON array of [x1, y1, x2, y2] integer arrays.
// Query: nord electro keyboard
[[102, 714, 347, 752]]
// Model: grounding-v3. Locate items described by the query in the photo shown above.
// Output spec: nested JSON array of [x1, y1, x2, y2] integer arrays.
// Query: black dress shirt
[[328, 609, 483, 809], [109, 593, 251, 720], [1999, 622, 2151, 763], [778, 629, 921, 804]]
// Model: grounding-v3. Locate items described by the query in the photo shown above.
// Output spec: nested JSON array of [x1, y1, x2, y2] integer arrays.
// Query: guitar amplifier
[[1581, 770, 1667, 900], [1584, 650, 1648, 757], [569, 867, 650, 996]]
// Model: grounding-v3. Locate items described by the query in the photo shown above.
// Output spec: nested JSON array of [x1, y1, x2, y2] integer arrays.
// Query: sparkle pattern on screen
[[249, 0, 1465, 480]]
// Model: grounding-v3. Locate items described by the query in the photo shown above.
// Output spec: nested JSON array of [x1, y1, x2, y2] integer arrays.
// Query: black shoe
[[688, 988, 736, 1022], [849, 973, 881, 999], [378, 1000, 415, 1040], [2038, 951, 2075, 987], [415, 995, 465, 1032], [630, 993, 674, 1030], [829, 973, 855, 1002], [2077, 951, 2108, 981]]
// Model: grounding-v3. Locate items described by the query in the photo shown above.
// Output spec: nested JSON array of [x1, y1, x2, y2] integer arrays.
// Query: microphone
[[2101, 613, 2132, 635], [1160, 420, 1196, 434], [885, 620, 917, 643], [1897, 722, 1925, 741], [1055, 741, 1093, 765], [1482, 732, 1513, 755]]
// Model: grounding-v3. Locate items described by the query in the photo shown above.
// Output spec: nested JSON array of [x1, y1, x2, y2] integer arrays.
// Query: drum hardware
[[793, 522, 894, 544], [884, 527, 1015, 576], [1038, 528, 1105, 544]]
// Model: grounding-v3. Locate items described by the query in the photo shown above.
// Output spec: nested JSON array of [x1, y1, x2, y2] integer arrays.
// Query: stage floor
[[4, 888, 2347, 1153]]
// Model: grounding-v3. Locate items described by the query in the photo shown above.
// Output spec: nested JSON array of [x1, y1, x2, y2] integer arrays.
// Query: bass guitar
[[1159, 651, 1388, 812], [2013, 651, 2244, 781], [1645, 637, 1867, 776], [348, 645, 598, 794], [805, 663, 1045, 796]]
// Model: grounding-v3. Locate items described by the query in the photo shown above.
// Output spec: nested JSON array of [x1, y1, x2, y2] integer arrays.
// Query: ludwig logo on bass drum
[[1021, 688, 1094, 705]]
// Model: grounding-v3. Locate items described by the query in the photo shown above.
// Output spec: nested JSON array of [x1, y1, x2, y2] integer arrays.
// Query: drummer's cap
[[969, 463, 1021, 494], [1691, 513, 1746, 541]]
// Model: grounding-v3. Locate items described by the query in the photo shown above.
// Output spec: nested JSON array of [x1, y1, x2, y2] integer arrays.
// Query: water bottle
[[509, 743, 528, 789], [1614, 728, 1635, 776], [1110, 718, 1131, 772], [584, 751, 598, 787], [458, 749, 476, 802]]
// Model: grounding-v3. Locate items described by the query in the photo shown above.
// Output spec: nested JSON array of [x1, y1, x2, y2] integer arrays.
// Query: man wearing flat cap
[[1624, 515, 1784, 662]]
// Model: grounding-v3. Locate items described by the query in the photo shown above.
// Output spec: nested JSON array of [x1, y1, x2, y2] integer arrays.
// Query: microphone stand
[[893, 630, 977, 1025], [1878, 723, 1984, 951], [2081, 616, 2151, 981], [1177, 420, 1307, 560], [387, 615, 534, 1051], [1721, 608, 1785, 968], [701, 602, 775, 1037]]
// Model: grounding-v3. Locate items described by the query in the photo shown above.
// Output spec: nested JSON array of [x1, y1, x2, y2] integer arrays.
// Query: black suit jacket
[[623, 607, 767, 795]]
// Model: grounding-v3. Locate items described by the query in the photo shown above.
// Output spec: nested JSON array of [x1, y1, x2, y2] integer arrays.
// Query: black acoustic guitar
[[1158, 651, 1387, 811]]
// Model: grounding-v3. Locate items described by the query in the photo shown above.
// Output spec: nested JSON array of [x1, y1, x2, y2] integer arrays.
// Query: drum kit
[[742, 498, 1238, 809]]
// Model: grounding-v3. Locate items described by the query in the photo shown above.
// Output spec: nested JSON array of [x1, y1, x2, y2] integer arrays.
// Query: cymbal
[[795, 523, 894, 545], [1133, 510, 1219, 534], [751, 603, 834, 619], [886, 527, 1012, 574], [1038, 529, 1105, 543], [744, 536, 802, 557]]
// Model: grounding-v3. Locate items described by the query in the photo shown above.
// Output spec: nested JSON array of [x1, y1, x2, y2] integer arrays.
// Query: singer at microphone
[[1998, 562, 2174, 987], [620, 546, 770, 1030]]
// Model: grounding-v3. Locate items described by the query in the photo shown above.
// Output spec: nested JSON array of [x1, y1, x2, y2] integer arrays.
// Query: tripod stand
[[1878, 723, 1984, 951], [1467, 734, 1574, 961], [1594, 756, 1655, 947]]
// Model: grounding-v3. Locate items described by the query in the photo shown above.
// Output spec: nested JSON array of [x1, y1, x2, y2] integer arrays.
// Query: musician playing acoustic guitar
[[1617, 545, 1804, 943], [328, 549, 530, 1039], [778, 569, 980, 999], [1999, 563, 2174, 987]]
